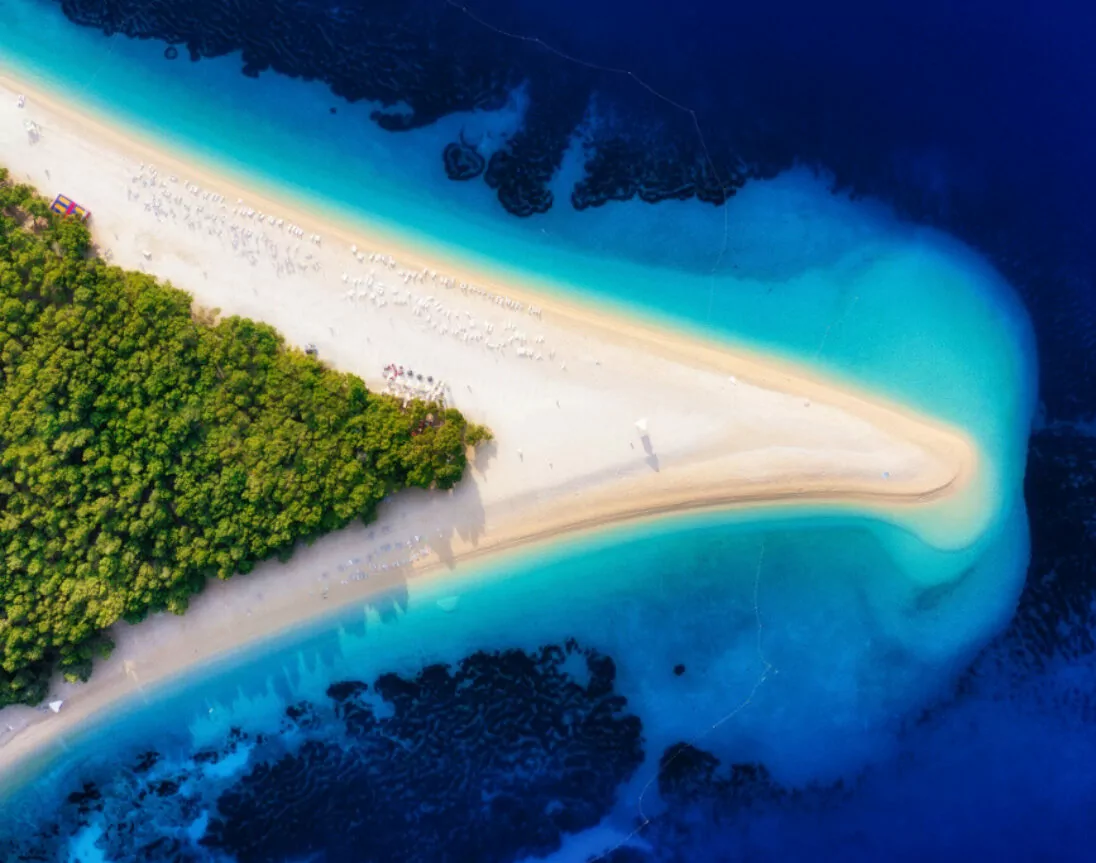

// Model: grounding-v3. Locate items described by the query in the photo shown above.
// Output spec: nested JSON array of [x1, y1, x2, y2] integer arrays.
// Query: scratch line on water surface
[[815, 292, 860, 361]]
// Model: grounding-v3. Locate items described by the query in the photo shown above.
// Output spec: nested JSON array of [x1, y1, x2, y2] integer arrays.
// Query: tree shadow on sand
[[357, 478, 488, 619], [375, 473, 488, 571], [473, 439, 498, 475]]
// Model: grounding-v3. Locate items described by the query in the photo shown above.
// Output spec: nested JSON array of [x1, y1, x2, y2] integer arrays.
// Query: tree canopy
[[0, 170, 489, 706]]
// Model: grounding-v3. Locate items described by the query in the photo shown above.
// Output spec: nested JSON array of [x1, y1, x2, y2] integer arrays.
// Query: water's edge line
[[0, 60, 991, 433], [0, 475, 968, 797]]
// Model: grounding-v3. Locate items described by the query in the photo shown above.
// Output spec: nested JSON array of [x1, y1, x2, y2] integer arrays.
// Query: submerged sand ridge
[[0, 71, 981, 781]]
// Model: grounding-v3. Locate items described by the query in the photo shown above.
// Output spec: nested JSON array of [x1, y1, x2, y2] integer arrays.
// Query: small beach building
[[49, 194, 91, 221]]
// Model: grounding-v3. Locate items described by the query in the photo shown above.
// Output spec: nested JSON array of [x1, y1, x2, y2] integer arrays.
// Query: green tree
[[0, 169, 490, 706]]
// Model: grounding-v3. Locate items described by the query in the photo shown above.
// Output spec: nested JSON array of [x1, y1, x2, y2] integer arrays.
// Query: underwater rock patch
[[657, 742, 784, 810], [204, 641, 643, 862], [612, 742, 848, 861], [51, 0, 750, 219], [442, 140, 486, 181], [572, 129, 740, 212], [1, 641, 642, 863]]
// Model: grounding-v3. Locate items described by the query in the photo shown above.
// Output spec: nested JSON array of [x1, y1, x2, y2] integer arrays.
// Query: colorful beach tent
[[49, 194, 91, 221]]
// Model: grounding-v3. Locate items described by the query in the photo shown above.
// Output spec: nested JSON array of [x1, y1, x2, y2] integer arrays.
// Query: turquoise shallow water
[[0, 1, 1040, 857], [5, 504, 1031, 813]]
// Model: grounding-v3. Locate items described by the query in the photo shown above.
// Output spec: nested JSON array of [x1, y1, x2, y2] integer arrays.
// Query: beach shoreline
[[0, 67, 987, 785], [0, 63, 984, 444], [0, 487, 960, 798]]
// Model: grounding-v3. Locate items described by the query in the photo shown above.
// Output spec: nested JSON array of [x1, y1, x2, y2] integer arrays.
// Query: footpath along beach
[[0, 71, 983, 783]]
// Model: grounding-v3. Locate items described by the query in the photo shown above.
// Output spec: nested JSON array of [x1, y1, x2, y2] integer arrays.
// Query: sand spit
[[0, 71, 980, 783]]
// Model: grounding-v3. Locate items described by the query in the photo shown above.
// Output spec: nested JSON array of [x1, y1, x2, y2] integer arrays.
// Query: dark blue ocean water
[[0, 0, 1094, 860]]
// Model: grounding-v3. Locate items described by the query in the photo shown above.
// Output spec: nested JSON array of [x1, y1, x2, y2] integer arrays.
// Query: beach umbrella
[[48, 700, 63, 713], [634, 418, 649, 434]]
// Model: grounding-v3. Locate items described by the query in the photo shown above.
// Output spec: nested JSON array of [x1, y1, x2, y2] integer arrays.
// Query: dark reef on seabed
[[53, 0, 746, 223], [4, 640, 645, 863]]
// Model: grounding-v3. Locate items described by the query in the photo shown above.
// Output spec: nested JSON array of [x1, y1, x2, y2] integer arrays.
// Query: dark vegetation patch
[[0, 170, 488, 706]]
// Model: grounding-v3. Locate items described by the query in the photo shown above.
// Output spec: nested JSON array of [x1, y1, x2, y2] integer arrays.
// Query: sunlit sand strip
[[0, 69, 982, 782]]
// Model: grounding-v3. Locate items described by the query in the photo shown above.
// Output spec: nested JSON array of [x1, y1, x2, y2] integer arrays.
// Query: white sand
[[0, 72, 981, 783]]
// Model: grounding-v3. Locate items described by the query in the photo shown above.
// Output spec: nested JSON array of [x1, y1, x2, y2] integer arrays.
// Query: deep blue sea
[[1, 0, 1094, 860]]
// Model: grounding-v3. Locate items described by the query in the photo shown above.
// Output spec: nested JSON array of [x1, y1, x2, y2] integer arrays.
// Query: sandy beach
[[0, 69, 984, 783]]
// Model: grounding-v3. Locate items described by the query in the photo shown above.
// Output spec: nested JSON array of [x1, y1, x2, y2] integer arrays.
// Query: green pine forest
[[0, 169, 490, 707]]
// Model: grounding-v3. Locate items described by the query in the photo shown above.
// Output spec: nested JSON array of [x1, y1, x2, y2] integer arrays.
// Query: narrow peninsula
[[0, 74, 984, 782]]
